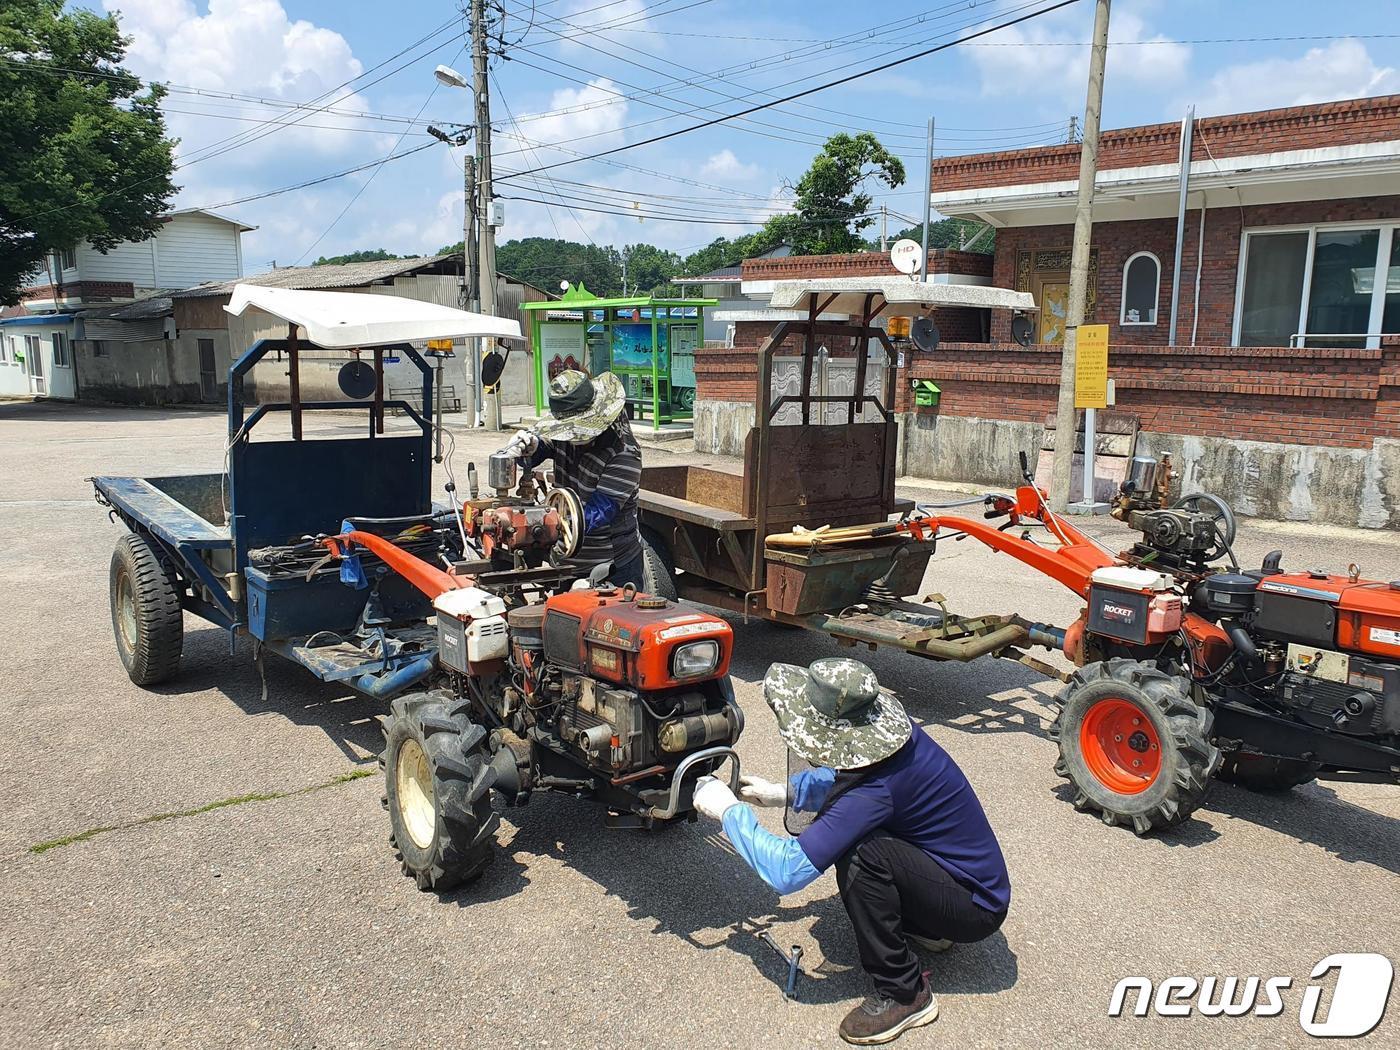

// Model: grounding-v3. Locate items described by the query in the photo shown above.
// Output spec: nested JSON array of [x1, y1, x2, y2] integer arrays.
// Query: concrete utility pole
[[473, 0, 501, 431], [1049, 0, 1111, 512], [880, 204, 888, 253], [920, 117, 934, 281]]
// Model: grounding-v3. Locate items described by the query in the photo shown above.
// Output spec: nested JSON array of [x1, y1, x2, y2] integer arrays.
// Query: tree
[[889, 217, 995, 254], [0, 1, 177, 304], [313, 249, 402, 266], [755, 133, 905, 256], [444, 237, 626, 296], [619, 243, 682, 296], [677, 235, 755, 277]]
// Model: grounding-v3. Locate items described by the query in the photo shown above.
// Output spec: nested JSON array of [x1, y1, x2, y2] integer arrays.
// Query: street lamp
[[434, 64, 468, 89]]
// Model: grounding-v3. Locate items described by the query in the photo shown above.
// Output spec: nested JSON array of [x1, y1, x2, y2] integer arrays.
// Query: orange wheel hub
[[1080, 697, 1161, 794]]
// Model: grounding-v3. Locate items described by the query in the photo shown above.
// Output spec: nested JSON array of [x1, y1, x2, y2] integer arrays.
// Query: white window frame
[[1232, 219, 1400, 349], [52, 331, 71, 368], [60, 247, 76, 271], [0, 335, 8, 364], [1120, 251, 1161, 326]]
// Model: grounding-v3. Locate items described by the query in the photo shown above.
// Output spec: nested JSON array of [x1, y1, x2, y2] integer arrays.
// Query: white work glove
[[498, 430, 539, 460], [738, 774, 787, 808], [692, 775, 740, 821]]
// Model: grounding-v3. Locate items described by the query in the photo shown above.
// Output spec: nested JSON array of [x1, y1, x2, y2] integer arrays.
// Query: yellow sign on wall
[[1074, 324, 1109, 409]]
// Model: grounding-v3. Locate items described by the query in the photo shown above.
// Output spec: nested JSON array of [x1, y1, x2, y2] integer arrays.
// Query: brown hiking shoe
[[839, 981, 939, 1045]]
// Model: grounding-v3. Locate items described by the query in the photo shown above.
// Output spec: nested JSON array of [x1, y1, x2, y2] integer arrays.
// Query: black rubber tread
[[1217, 752, 1320, 792], [381, 691, 500, 892], [1049, 658, 1222, 835], [639, 526, 679, 601], [109, 532, 184, 686]]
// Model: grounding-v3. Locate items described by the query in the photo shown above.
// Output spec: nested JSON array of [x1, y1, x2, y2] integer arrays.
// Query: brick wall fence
[[741, 249, 994, 282], [697, 338, 1399, 449]]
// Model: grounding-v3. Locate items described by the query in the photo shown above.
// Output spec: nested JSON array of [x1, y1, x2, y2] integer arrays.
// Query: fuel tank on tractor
[[541, 588, 733, 691], [1254, 571, 1400, 659]]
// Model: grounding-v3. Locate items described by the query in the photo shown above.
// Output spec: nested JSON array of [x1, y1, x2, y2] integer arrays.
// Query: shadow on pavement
[[152, 626, 385, 762], [449, 791, 1019, 1007], [0, 400, 218, 423]]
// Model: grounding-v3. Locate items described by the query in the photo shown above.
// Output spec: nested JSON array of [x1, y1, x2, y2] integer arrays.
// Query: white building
[[1, 209, 253, 401]]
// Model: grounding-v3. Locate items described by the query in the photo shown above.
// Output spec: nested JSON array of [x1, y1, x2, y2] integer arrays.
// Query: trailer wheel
[[1050, 659, 1220, 835], [1217, 753, 1320, 792], [381, 691, 500, 892], [109, 532, 184, 686], [640, 526, 679, 600]]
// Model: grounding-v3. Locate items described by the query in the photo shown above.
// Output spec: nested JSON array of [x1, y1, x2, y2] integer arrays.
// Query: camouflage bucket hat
[[763, 658, 912, 770], [534, 369, 627, 442]]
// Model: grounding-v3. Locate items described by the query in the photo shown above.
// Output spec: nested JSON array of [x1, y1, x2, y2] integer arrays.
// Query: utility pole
[[919, 117, 934, 281], [1049, 0, 1111, 512], [1067, 115, 1079, 144], [880, 204, 888, 253], [472, 0, 500, 431]]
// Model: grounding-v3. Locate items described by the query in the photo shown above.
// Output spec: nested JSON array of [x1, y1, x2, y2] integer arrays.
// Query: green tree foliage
[[312, 248, 403, 266], [619, 242, 682, 296], [755, 133, 905, 256], [0, 0, 177, 304], [675, 235, 755, 277], [889, 217, 995, 254]]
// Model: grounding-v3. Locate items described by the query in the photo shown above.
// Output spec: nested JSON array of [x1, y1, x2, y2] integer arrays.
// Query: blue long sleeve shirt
[[717, 767, 833, 895]]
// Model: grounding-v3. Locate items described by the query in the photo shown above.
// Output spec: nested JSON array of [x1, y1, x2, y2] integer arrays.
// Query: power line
[[501, 0, 1082, 179]]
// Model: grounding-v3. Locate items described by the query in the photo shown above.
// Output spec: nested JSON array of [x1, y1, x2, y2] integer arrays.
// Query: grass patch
[[30, 767, 375, 854]]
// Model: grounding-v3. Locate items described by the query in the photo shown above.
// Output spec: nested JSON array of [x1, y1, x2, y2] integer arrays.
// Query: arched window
[[1121, 251, 1160, 325]]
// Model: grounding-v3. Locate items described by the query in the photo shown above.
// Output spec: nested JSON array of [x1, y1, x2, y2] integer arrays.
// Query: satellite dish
[[890, 238, 924, 276], [481, 348, 508, 389], [337, 359, 377, 399], [1011, 314, 1034, 348], [910, 316, 940, 353]]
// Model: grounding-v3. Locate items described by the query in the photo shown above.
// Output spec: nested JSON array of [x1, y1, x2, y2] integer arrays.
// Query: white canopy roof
[[225, 284, 523, 349], [768, 276, 1037, 316]]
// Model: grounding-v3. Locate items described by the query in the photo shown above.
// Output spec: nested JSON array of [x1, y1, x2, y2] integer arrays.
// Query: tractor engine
[[1199, 569, 1400, 740], [513, 588, 741, 778]]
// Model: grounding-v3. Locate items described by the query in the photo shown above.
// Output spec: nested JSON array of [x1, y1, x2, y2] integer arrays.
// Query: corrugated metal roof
[[172, 255, 459, 299], [77, 291, 176, 321], [674, 265, 742, 283]]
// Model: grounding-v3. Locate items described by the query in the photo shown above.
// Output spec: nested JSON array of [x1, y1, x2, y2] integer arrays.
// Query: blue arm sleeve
[[788, 766, 836, 812], [523, 438, 553, 469], [583, 491, 618, 533], [720, 804, 823, 895]]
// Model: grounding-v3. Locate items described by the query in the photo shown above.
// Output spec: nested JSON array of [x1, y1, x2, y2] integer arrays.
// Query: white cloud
[[699, 149, 760, 182], [1189, 40, 1400, 117], [967, 4, 1189, 101], [497, 77, 630, 167]]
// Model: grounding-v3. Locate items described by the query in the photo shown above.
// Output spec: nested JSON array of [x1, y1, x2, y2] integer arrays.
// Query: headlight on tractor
[[672, 639, 720, 679]]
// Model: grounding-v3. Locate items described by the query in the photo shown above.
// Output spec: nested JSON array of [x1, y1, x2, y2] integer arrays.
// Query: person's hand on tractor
[[738, 773, 787, 808], [693, 774, 741, 821], [497, 430, 539, 463]]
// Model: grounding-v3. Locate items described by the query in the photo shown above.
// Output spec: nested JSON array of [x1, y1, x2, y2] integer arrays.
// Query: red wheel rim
[[1079, 697, 1161, 794]]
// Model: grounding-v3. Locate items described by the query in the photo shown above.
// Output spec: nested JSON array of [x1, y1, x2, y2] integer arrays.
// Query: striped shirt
[[532, 417, 643, 572]]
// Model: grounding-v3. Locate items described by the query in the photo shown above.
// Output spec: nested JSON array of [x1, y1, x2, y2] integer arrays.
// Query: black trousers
[[836, 832, 1007, 1002], [607, 550, 645, 589]]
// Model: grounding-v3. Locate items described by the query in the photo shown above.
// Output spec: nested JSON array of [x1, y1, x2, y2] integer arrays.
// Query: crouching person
[[692, 658, 1010, 1045]]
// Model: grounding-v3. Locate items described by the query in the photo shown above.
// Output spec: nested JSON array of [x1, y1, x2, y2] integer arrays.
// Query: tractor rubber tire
[[109, 532, 184, 686], [1049, 659, 1221, 835], [1217, 753, 1320, 792], [381, 691, 500, 892], [639, 526, 679, 601]]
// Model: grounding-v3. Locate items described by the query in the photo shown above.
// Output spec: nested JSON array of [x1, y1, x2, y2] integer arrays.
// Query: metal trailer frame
[[639, 282, 1038, 662], [93, 288, 519, 700]]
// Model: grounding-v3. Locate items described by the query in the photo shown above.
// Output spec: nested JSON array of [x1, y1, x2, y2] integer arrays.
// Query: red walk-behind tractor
[[929, 454, 1400, 834]]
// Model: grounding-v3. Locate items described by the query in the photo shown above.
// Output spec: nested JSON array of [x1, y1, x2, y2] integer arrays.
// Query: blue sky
[[82, 1, 1400, 272]]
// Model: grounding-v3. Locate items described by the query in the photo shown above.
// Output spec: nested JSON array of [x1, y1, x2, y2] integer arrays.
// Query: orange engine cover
[[541, 589, 732, 691], [1258, 571, 1400, 660]]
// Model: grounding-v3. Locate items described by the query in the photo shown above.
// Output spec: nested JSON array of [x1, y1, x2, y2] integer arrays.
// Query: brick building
[[693, 95, 1400, 529]]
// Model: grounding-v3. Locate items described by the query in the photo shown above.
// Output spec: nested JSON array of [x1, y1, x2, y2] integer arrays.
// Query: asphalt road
[[1, 401, 1397, 1049]]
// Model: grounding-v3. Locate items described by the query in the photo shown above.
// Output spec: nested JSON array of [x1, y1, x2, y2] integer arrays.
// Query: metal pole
[[1048, 0, 1111, 512], [1082, 406, 1095, 504], [880, 204, 888, 253], [1167, 106, 1194, 345], [473, 0, 500, 431], [920, 117, 934, 282]]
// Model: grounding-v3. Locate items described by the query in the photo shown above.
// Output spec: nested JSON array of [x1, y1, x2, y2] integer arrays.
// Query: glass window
[[1239, 232, 1309, 346], [93, 339, 108, 358], [52, 331, 70, 367], [61, 247, 76, 271], [1306, 228, 1380, 348], [0, 336, 8, 363], [1121, 253, 1159, 324], [1383, 231, 1400, 337]]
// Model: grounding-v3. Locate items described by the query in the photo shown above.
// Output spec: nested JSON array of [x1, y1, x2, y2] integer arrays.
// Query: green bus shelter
[[522, 283, 716, 429]]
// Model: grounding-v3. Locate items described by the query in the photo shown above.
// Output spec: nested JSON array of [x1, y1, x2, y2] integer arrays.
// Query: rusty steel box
[[764, 539, 935, 616]]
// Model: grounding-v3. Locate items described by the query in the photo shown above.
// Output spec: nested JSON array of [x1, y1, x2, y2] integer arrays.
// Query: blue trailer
[[93, 285, 523, 698]]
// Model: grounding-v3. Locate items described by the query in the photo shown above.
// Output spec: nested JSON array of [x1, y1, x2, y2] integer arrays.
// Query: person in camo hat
[[693, 657, 1010, 1046], [498, 369, 646, 587]]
